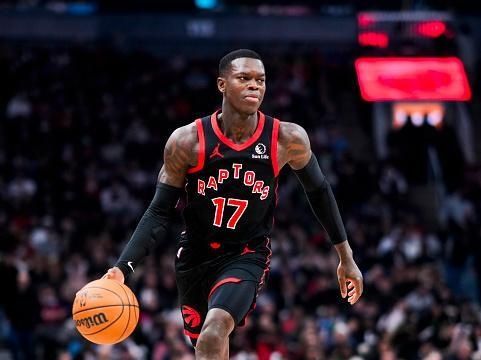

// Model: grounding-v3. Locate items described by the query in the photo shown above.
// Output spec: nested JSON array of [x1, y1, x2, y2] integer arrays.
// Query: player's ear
[[217, 77, 226, 94]]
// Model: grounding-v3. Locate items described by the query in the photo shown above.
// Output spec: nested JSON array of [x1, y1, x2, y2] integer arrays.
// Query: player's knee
[[197, 327, 224, 351], [197, 309, 234, 351], [196, 327, 226, 357], [199, 319, 230, 344]]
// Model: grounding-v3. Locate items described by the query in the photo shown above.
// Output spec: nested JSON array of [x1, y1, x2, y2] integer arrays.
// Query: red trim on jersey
[[271, 118, 280, 177], [187, 118, 205, 174], [210, 110, 266, 151], [208, 277, 242, 299], [272, 179, 279, 229], [259, 238, 272, 290], [184, 329, 200, 339]]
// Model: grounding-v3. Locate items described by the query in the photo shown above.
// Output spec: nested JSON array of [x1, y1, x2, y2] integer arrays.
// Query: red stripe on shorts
[[208, 277, 242, 299]]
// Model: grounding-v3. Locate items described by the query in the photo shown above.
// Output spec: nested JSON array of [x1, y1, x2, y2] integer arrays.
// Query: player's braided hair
[[218, 49, 262, 76]]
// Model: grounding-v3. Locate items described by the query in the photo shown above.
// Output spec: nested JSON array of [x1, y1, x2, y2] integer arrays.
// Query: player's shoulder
[[276, 120, 311, 170], [171, 121, 198, 139], [278, 120, 310, 146], [168, 121, 199, 148], [164, 120, 200, 165], [163, 120, 202, 169]]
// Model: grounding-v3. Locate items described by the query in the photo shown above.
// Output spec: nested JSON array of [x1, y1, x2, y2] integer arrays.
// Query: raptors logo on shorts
[[182, 305, 202, 328]]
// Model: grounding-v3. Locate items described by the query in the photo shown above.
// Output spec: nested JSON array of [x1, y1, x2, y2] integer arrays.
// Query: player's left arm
[[279, 122, 363, 305]]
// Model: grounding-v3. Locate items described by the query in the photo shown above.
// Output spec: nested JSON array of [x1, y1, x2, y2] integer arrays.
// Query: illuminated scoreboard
[[355, 11, 475, 168], [355, 57, 471, 102], [357, 11, 455, 50], [354, 11, 472, 134]]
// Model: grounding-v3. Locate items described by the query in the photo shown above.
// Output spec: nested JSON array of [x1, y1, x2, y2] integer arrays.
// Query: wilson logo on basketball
[[182, 305, 201, 328], [75, 313, 109, 329]]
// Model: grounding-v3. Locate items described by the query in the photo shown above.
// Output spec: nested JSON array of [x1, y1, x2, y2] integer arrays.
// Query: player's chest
[[190, 158, 273, 201]]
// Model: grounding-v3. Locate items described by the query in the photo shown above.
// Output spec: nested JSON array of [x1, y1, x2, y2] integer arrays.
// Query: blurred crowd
[[1, 45, 481, 360]]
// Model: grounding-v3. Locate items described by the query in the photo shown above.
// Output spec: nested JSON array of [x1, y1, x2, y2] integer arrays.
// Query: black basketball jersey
[[183, 110, 280, 248]]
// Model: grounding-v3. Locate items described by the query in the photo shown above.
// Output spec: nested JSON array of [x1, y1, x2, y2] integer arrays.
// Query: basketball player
[[104, 49, 363, 359]]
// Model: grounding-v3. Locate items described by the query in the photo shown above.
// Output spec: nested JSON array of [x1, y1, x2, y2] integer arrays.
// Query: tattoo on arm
[[282, 122, 312, 170], [158, 125, 197, 187]]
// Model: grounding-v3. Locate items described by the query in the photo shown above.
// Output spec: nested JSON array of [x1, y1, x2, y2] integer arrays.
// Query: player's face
[[218, 58, 266, 115]]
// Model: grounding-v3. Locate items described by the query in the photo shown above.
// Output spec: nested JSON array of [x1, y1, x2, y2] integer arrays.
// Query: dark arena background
[[1, 0, 481, 359]]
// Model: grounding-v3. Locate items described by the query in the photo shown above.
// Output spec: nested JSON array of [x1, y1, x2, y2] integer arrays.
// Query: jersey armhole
[[187, 118, 205, 174], [271, 118, 280, 177]]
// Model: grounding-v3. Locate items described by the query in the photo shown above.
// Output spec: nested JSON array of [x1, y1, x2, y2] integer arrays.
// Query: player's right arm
[[104, 123, 199, 283]]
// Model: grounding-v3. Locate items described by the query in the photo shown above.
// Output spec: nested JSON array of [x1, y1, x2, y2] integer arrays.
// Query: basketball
[[72, 279, 139, 345]]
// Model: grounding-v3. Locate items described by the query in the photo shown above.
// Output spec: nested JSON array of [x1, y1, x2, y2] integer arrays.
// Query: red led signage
[[415, 21, 446, 38], [357, 13, 376, 28], [355, 57, 471, 101], [358, 32, 389, 48]]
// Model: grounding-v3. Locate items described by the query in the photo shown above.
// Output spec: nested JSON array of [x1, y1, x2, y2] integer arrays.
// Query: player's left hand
[[337, 259, 363, 305], [102, 267, 125, 284]]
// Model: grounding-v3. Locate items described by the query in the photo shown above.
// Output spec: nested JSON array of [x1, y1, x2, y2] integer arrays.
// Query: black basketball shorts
[[174, 236, 272, 346]]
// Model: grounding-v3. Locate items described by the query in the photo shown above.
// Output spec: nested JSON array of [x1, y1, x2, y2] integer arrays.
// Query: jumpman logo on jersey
[[241, 245, 255, 255], [209, 143, 224, 159]]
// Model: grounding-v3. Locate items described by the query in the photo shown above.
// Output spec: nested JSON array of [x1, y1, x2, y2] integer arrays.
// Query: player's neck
[[218, 105, 258, 144]]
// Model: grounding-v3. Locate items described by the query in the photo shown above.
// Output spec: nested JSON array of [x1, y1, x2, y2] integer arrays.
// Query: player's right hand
[[102, 267, 125, 284]]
